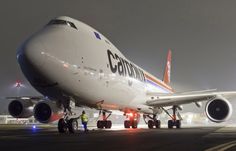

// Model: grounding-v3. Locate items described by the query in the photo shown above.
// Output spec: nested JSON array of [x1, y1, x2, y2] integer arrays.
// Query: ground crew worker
[[80, 110, 88, 132]]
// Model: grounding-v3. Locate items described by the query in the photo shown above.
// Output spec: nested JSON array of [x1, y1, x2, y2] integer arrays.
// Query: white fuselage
[[17, 16, 173, 114]]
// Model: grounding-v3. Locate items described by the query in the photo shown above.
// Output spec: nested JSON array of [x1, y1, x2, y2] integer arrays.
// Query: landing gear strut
[[162, 106, 182, 129], [143, 114, 161, 129], [97, 111, 112, 129], [124, 112, 140, 129]]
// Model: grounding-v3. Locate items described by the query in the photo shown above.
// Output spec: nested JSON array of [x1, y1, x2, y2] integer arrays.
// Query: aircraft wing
[[6, 96, 43, 100], [146, 91, 236, 107], [5, 96, 44, 103]]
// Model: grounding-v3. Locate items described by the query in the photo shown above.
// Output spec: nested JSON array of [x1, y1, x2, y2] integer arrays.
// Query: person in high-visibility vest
[[80, 110, 88, 132]]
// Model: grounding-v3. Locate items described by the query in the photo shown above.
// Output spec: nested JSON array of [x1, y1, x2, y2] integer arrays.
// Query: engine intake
[[34, 100, 63, 123], [205, 98, 232, 123], [8, 100, 34, 118]]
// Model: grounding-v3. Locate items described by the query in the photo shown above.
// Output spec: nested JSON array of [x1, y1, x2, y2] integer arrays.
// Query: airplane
[[7, 16, 236, 133]]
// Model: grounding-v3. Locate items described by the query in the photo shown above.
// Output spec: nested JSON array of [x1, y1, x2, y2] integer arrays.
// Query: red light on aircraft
[[130, 113, 134, 117], [13, 80, 25, 88], [126, 112, 134, 117], [15, 81, 22, 88]]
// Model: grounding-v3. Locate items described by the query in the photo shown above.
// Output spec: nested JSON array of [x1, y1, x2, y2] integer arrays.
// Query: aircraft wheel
[[176, 120, 181, 129], [155, 120, 161, 128], [168, 120, 174, 129], [97, 120, 103, 129], [132, 120, 138, 129], [124, 120, 130, 128], [148, 120, 154, 129], [58, 118, 67, 133], [68, 118, 78, 133], [105, 120, 112, 129]]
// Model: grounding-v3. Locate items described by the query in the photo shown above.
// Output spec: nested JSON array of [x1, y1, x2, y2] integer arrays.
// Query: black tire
[[102, 121, 107, 128], [68, 118, 78, 133], [148, 120, 154, 129], [58, 118, 67, 133], [105, 120, 112, 129], [176, 120, 181, 129], [124, 120, 130, 128], [97, 120, 103, 129], [168, 120, 174, 129], [155, 120, 161, 129], [132, 120, 138, 129]]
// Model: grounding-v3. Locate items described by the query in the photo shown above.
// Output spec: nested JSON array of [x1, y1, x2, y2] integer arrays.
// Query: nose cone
[[17, 38, 45, 69], [16, 36, 47, 91]]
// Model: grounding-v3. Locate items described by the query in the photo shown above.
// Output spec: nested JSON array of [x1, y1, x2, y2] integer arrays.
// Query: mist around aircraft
[[6, 16, 236, 133]]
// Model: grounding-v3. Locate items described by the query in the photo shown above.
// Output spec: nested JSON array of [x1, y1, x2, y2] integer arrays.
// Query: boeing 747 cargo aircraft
[[7, 16, 236, 133]]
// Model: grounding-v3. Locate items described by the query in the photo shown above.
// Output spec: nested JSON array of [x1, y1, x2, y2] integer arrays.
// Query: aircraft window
[[47, 19, 77, 30]]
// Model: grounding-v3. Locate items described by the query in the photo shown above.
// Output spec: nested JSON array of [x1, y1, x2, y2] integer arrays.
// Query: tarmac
[[1, 124, 236, 151]]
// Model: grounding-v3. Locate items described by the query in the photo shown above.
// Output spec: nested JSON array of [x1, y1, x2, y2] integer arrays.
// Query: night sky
[[1, 0, 236, 113]]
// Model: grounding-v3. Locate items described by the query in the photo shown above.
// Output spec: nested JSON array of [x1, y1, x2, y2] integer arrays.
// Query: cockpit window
[[47, 19, 77, 30]]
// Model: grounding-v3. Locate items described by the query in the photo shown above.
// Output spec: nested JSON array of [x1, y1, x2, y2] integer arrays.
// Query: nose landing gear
[[57, 98, 79, 133], [58, 113, 79, 133]]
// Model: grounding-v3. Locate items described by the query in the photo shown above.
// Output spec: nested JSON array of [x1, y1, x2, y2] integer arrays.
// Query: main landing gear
[[97, 111, 112, 129], [163, 105, 182, 129], [143, 114, 161, 129], [124, 112, 140, 129]]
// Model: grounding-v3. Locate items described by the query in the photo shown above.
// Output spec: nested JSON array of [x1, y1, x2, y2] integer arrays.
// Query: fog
[[1, 1, 236, 120]]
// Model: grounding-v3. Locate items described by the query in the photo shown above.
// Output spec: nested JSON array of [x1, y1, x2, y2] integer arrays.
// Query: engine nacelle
[[8, 99, 34, 118], [205, 97, 232, 123], [34, 100, 64, 123]]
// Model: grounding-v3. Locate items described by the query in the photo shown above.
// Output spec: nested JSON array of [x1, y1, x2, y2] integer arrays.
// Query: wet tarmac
[[0, 124, 236, 151]]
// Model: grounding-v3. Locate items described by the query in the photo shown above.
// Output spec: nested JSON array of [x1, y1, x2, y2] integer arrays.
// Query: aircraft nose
[[17, 37, 45, 70]]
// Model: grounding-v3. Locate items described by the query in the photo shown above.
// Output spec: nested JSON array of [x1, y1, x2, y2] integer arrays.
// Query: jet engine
[[34, 100, 63, 123], [205, 97, 232, 123], [8, 99, 34, 118]]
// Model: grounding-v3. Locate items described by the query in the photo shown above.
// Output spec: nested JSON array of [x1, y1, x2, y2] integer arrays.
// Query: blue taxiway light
[[32, 125, 36, 129]]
